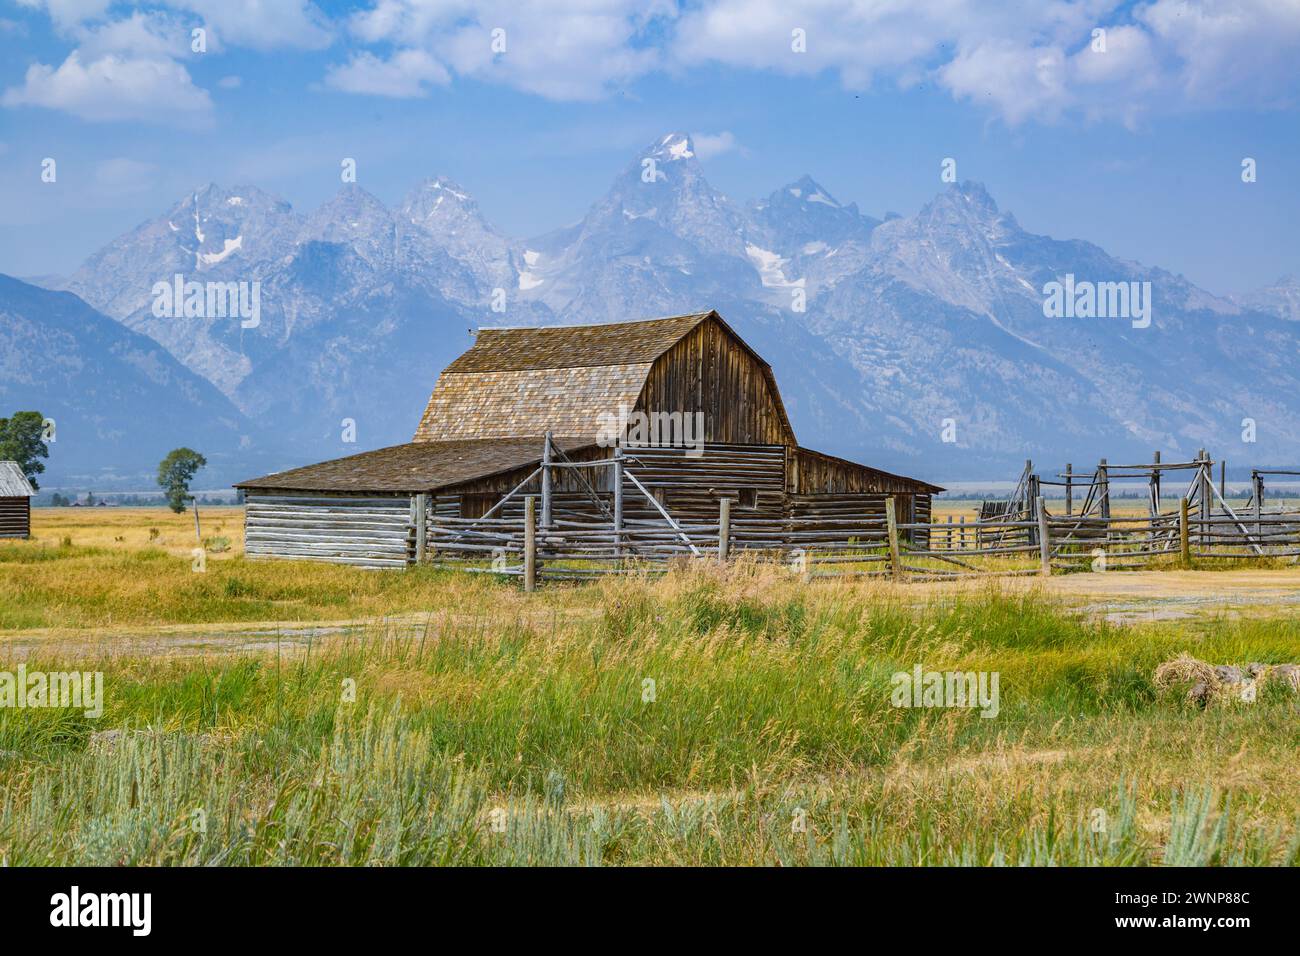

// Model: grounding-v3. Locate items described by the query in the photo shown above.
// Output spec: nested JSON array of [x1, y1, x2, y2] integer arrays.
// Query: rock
[[1246, 662, 1268, 679], [1214, 665, 1243, 684], [1271, 664, 1300, 691], [1187, 682, 1212, 708]]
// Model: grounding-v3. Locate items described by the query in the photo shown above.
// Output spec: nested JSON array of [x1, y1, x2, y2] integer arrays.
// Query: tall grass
[[5, 704, 1295, 866], [0, 543, 508, 629], [1, 565, 1297, 865]]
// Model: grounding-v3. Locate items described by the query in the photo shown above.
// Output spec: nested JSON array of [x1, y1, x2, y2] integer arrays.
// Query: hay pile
[[1154, 653, 1300, 708]]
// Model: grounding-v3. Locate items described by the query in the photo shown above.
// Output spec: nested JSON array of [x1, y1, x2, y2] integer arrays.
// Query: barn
[[0, 461, 36, 539], [235, 311, 941, 567]]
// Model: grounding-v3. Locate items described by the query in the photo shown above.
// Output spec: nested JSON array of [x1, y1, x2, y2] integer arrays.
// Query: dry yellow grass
[[7, 506, 1300, 638], [27, 504, 245, 556]]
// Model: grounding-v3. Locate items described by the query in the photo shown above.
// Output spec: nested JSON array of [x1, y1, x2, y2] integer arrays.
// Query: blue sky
[[1, 0, 1298, 295]]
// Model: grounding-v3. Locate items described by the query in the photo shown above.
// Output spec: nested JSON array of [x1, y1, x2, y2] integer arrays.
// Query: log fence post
[[524, 495, 537, 592], [1036, 496, 1051, 576], [718, 497, 731, 564], [414, 493, 427, 564], [613, 445, 624, 562], [885, 496, 903, 582], [541, 432, 553, 529], [1179, 497, 1191, 568]]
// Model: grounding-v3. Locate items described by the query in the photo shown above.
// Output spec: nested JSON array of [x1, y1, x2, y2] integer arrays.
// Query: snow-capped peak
[[423, 178, 469, 202], [787, 175, 840, 207], [646, 132, 698, 163]]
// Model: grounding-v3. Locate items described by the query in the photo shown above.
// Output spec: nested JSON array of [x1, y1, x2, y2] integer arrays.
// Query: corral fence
[[383, 445, 1300, 586], [417, 493, 1300, 588]]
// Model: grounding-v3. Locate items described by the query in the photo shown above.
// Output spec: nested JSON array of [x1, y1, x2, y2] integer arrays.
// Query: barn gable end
[[636, 313, 794, 446]]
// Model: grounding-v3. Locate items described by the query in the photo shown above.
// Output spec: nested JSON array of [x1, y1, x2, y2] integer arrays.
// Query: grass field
[[1, 508, 1297, 865]]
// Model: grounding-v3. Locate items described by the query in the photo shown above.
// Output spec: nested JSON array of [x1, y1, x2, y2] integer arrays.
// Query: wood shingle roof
[[236, 437, 593, 494], [414, 312, 719, 443], [447, 313, 712, 372]]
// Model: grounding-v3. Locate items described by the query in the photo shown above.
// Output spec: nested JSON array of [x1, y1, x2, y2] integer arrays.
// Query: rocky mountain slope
[[0, 274, 262, 488], [15, 132, 1299, 485]]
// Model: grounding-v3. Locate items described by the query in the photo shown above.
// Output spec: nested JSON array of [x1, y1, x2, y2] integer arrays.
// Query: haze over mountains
[[7, 132, 1299, 489], [0, 274, 254, 485]]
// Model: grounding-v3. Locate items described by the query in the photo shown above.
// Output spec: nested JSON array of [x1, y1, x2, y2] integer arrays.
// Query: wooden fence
[[420, 493, 1300, 587]]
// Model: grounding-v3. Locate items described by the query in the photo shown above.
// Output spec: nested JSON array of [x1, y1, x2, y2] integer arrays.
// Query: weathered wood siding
[[0, 497, 30, 538], [244, 492, 413, 569], [621, 443, 786, 521], [435, 443, 785, 525], [636, 318, 793, 446], [789, 448, 928, 495], [439, 443, 612, 498], [787, 492, 931, 546]]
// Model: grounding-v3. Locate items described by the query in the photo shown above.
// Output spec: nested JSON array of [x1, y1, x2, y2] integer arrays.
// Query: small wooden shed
[[0, 461, 35, 539], [236, 311, 942, 566]]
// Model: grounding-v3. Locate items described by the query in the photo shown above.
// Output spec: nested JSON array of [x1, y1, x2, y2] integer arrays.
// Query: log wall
[[436, 443, 786, 524], [0, 496, 29, 538], [244, 493, 413, 569]]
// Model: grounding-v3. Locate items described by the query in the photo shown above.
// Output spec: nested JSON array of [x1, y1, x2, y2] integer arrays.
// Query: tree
[[157, 448, 207, 514], [0, 411, 49, 491]]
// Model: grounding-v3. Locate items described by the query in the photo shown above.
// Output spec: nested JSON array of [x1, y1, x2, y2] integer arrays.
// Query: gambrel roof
[[445, 313, 711, 372], [412, 310, 794, 443]]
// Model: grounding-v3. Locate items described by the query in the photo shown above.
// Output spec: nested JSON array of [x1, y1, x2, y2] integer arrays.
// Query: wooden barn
[[236, 311, 941, 567], [0, 461, 35, 539]]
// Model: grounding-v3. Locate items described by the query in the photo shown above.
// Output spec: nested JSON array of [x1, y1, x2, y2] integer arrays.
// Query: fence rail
[[420, 493, 1300, 586]]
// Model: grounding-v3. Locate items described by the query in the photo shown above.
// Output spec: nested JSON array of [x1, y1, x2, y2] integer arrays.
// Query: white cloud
[[1140, 0, 1300, 106], [166, 0, 333, 51], [16, 0, 332, 49], [72, 11, 186, 59], [5, 1, 331, 126], [341, 0, 675, 101], [13, 0, 1300, 125], [1, 51, 213, 126], [323, 49, 449, 98], [940, 41, 1070, 126], [14, 0, 112, 30], [669, 0, 1300, 125], [691, 130, 742, 160]]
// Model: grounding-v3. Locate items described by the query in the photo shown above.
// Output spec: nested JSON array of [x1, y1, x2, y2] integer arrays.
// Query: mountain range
[[6, 131, 1299, 490]]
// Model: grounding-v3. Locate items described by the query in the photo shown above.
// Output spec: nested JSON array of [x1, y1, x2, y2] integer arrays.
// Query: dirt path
[[0, 608, 599, 662], [917, 568, 1300, 623], [2, 569, 1297, 661]]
